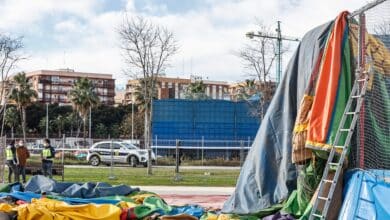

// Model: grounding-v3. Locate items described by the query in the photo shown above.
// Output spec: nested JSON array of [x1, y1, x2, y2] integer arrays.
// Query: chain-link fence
[[348, 0, 390, 171]]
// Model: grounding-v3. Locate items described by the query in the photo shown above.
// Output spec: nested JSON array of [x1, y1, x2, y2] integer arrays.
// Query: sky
[[0, 0, 372, 89]]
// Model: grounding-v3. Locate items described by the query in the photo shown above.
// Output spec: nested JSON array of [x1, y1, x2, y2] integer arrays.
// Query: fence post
[[61, 134, 65, 181], [155, 135, 158, 165], [174, 139, 182, 181], [175, 139, 180, 174], [109, 135, 116, 180], [0, 135, 6, 183], [201, 136, 204, 166], [240, 140, 244, 167]]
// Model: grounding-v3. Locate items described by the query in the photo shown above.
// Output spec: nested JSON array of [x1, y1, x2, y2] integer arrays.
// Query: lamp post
[[46, 103, 49, 138], [131, 96, 134, 141]]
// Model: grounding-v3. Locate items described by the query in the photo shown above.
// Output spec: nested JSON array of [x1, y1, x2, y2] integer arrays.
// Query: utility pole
[[46, 103, 49, 138], [246, 21, 300, 84]]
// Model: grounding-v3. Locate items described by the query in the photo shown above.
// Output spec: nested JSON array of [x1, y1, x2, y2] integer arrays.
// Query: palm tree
[[236, 79, 256, 101], [133, 78, 157, 112], [185, 80, 208, 100], [68, 77, 99, 141], [4, 106, 19, 139], [9, 72, 37, 141]]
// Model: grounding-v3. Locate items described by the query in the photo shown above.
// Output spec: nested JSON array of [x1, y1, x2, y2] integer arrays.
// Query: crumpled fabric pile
[[0, 176, 257, 220]]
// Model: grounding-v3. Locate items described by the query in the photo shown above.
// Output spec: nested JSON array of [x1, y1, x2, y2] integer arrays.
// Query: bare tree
[[119, 16, 178, 175], [0, 35, 24, 137], [238, 21, 280, 103]]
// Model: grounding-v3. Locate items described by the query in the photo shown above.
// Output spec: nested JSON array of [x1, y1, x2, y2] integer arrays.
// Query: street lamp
[[46, 103, 49, 138]]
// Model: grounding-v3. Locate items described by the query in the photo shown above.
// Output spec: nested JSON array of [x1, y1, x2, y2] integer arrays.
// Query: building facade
[[26, 69, 115, 105], [124, 76, 230, 104]]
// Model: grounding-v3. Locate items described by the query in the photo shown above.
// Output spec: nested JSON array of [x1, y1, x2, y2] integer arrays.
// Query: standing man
[[16, 140, 30, 183], [5, 140, 19, 183], [41, 139, 55, 178]]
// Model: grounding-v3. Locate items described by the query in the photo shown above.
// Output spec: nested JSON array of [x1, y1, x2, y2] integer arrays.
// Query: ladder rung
[[351, 95, 362, 98], [334, 145, 345, 149], [312, 213, 325, 219], [345, 111, 357, 115], [322, 179, 335, 184], [318, 196, 330, 201], [329, 162, 340, 167], [340, 128, 353, 132], [357, 78, 367, 82]]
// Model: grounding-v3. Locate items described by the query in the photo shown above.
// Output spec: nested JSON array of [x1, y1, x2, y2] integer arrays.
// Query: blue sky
[[0, 0, 372, 88]]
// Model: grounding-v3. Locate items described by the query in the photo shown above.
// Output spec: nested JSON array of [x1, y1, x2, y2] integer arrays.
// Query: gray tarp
[[222, 22, 333, 214], [24, 175, 139, 198]]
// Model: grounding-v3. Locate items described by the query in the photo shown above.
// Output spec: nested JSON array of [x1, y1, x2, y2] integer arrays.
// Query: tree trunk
[[22, 107, 26, 143], [83, 115, 87, 143], [11, 126, 14, 139]]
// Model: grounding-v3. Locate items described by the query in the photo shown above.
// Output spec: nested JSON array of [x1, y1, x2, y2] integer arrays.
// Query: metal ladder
[[309, 72, 369, 220]]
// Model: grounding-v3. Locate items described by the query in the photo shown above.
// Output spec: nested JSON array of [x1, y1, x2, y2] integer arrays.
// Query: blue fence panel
[[152, 99, 260, 141]]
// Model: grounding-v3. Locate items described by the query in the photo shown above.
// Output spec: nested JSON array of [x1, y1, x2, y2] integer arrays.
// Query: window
[[112, 143, 122, 150], [96, 143, 110, 149]]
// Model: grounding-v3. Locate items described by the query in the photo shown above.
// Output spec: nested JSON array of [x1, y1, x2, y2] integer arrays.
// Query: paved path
[[135, 186, 235, 195], [135, 186, 234, 209]]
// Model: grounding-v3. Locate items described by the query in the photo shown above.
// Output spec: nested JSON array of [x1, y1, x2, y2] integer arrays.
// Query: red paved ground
[[160, 194, 229, 209]]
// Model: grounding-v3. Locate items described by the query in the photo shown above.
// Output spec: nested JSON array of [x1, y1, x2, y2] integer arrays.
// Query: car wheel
[[129, 156, 138, 167], [89, 155, 100, 166]]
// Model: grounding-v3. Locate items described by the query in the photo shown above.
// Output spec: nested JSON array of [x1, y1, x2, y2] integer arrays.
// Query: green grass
[[59, 167, 240, 187], [3, 167, 240, 187]]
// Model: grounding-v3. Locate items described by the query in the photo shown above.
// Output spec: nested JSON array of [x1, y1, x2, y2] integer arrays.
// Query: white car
[[86, 141, 155, 167]]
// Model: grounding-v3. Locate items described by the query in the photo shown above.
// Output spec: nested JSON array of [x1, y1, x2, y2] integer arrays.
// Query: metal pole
[[89, 106, 91, 142], [201, 136, 204, 166], [175, 139, 180, 174], [46, 103, 49, 138], [155, 135, 158, 165], [131, 101, 134, 141], [109, 135, 116, 180], [276, 21, 282, 84], [240, 140, 244, 167], [61, 134, 65, 166]]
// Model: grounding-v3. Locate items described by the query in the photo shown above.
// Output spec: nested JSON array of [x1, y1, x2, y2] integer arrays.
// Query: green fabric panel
[[367, 72, 390, 150], [281, 159, 325, 218], [143, 196, 173, 213], [326, 35, 352, 146], [0, 184, 11, 193]]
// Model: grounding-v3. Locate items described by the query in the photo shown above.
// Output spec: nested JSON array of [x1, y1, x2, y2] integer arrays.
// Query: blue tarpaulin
[[338, 169, 390, 220]]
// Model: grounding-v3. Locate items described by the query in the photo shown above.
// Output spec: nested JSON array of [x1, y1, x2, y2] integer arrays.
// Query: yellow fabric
[[293, 123, 308, 133], [16, 198, 121, 220], [130, 193, 158, 204], [0, 203, 16, 212], [6, 148, 13, 160], [117, 201, 137, 208], [42, 149, 51, 158]]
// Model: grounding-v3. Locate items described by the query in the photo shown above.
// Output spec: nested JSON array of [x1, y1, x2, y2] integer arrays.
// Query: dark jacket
[[16, 146, 30, 166]]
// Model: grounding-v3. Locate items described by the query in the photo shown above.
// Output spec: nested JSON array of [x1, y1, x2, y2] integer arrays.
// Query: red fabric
[[307, 11, 349, 144]]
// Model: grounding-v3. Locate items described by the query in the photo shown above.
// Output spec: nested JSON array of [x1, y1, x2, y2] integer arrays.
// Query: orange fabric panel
[[307, 11, 348, 144]]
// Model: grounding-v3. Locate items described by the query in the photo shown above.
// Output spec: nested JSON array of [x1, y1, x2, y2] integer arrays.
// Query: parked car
[[86, 141, 155, 167]]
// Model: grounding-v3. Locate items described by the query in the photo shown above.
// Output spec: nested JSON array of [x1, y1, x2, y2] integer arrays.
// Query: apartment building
[[124, 76, 230, 104], [26, 69, 115, 105]]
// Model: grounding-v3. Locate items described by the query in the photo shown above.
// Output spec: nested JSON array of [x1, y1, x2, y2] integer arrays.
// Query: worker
[[5, 140, 19, 183], [41, 139, 55, 178], [16, 140, 30, 183]]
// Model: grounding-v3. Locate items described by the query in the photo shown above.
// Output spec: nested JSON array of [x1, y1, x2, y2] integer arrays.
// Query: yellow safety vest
[[6, 148, 13, 161], [43, 148, 52, 158]]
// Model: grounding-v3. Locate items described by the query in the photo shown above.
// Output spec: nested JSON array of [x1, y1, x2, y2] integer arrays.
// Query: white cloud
[[3, 0, 372, 87]]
